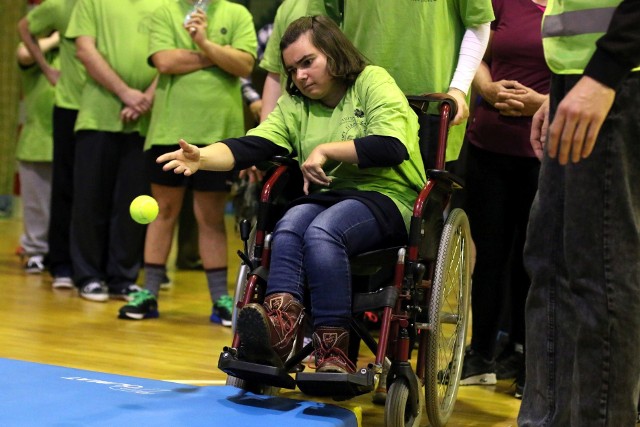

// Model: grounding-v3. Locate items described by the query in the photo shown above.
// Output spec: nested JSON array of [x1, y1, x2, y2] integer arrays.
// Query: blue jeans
[[266, 199, 386, 328], [519, 73, 640, 426]]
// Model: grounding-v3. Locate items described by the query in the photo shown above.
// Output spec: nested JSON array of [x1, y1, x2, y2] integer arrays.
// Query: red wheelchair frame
[[219, 94, 472, 427]]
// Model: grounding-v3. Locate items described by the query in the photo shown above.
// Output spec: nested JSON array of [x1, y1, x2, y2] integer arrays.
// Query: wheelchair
[[219, 94, 472, 427]]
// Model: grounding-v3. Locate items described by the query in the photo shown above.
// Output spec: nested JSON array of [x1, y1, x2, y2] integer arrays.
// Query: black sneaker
[[210, 295, 233, 327], [118, 290, 159, 320], [79, 281, 109, 302], [496, 347, 525, 380], [459, 348, 497, 385], [514, 368, 525, 399], [109, 284, 142, 301]]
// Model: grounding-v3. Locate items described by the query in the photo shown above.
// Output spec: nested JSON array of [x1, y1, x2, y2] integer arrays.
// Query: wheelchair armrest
[[270, 155, 299, 168], [427, 169, 465, 190]]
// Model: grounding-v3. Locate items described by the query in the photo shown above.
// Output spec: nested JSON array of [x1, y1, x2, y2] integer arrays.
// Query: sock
[[144, 264, 166, 298], [206, 267, 228, 303]]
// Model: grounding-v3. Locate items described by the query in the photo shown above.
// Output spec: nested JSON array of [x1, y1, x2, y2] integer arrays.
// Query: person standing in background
[[65, 0, 158, 302], [521, 0, 640, 425], [15, 31, 60, 276], [117, 0, 256, 323], [307, 0, 493, 164], [17, 0, 87, 290], [258, 0, 309, 122], [307, 0, 494, 402], [460, 0, 550, 399]]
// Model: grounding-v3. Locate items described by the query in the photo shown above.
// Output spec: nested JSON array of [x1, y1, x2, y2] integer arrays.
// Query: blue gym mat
[[0, 358, 359, 427]]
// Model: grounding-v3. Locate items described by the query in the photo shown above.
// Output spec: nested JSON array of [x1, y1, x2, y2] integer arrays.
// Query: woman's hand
[[447, 88, 470, 126], [157, 139, 201, 176], [300, 146, 331, 195], [494, 81, 548, 117]]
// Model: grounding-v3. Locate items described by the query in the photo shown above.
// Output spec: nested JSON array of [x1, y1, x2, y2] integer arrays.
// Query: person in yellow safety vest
[[520, 1, 640, 426]]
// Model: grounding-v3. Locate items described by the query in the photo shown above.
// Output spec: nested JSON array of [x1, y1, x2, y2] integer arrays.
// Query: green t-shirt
[[145, 0, 257, 149], [307, 0, 494, 161], [66, 0, 160, 135], [247, 66, 426, 229], [26, 0, 86, 110], [16, 51, 60, 162], [259, 0, 309, 86]]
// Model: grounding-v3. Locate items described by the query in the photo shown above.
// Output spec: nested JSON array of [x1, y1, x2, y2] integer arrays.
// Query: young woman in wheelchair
[[158, 15, 426, 374]]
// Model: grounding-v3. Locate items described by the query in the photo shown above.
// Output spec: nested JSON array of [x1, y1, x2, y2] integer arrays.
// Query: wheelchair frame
[[219, 94, 472, 427]]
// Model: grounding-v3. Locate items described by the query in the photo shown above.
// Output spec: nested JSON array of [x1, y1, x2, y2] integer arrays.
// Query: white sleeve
[[449, 23, 491, 95]]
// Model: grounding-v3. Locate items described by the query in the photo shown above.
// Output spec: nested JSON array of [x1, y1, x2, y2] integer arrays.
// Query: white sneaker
[[52, 276, 74, 289], [24, 255, 45, 274], [79, 281, 108, 302]]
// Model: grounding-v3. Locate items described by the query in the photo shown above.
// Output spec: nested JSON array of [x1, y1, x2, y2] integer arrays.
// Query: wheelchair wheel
[[384, 376, 424, 427], [231, 222, 257, 333], [225, 374, 279, 396], [424, 208, 471, 427]]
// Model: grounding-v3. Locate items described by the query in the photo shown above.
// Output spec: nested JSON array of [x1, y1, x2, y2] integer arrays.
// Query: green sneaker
[[118, 290, 159, 320], [211, 294, 233, 327]]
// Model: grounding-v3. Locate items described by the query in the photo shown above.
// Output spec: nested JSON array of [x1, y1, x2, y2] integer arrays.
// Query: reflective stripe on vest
[[541, 0, 639, 74]]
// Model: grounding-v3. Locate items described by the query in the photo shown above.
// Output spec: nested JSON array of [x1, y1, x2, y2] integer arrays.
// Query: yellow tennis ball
[[130, 195, 159, 225]]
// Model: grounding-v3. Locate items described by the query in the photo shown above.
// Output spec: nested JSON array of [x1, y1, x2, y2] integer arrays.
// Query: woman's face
[[282, 31, 344, 107]]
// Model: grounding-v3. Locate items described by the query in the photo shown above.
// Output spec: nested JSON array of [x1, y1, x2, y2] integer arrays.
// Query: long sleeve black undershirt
[[221, 134, 408, 170]]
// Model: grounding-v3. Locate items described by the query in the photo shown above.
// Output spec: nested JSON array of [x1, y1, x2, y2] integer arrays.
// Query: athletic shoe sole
[[118, 309, 159, 320], [79, 292, 109, 302], [236, 304, 282, 368], [459, 372, 497, 386], [52, 277, 74, 289]]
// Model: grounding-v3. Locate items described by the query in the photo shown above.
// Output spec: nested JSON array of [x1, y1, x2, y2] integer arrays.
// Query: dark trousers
[[48, 107, 78, 276], [465, 143, 540, 360], [70, 130, 149, 289], [519, 73, 640, 426]]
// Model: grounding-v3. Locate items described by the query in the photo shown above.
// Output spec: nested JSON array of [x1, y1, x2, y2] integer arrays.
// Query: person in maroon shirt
[[459, 0, 550, 398]]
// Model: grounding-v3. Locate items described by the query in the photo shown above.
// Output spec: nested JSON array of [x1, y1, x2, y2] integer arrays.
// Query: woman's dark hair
[[279, 15, 367, 97]]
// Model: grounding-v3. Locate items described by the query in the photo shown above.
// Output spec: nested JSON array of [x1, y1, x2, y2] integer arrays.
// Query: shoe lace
[[268, 306, 302, 342], [129, 290, 154, 305], [215, 295, 233, 311], [312, 342, 357, 373]]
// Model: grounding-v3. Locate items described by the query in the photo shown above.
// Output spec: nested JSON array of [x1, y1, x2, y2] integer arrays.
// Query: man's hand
[[120, 87, 152, 115], [530, 98, 549, 160], [157, 139, 201, 176], [185, 8, 208, 44], [547, 76, 615, 165]]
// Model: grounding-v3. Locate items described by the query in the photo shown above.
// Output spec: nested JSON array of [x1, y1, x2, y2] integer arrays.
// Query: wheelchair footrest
[[295, 368, 375, 399], [218, 350, 297, 389]]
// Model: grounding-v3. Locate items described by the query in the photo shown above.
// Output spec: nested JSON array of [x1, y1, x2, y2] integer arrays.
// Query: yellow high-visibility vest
[[542, 0, 640, 74]]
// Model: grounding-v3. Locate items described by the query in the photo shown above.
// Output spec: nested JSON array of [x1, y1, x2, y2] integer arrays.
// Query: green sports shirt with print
[[247, 65, 426, 230]]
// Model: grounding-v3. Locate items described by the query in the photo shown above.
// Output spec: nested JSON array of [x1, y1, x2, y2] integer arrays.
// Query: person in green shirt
[[15, 32, 60, 276], [65, 0, 159, 302], [17, 0, 87, 290], [158, 16, 426, 373], [117, 0, 257, 324]]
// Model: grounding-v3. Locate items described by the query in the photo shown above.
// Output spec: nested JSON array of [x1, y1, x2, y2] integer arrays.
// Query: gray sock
[[144, 264, 166, 298], [206, 267, 228, 303]]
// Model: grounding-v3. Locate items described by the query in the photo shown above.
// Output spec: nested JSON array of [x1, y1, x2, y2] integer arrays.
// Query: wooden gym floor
[[0, 202, 520, 426]]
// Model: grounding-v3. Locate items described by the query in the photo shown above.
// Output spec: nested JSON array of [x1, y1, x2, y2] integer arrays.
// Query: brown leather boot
[[312, 326, 357, 374], [237, 293, 304, 368]]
